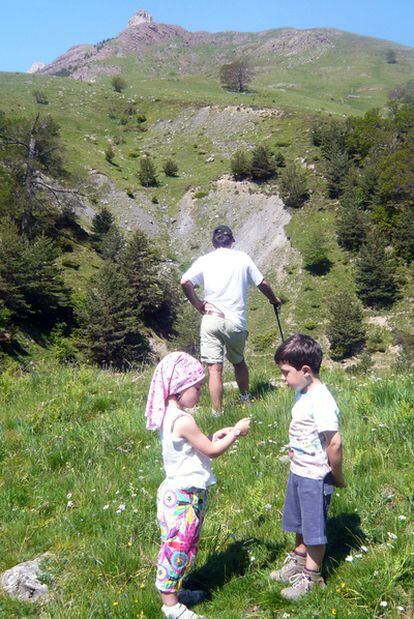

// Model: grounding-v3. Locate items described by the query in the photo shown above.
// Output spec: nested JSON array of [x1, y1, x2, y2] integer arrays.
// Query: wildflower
[[265, 503, 272, 510], [360, 545, 368, 553], [66, 492, 73, 499], [113, 601, 119, 606], [387, 532, 397, 540], [116, 503, 126, 515], [341, 582, 346, 588], [103, 504, 109, 510], [140, 583, 146, 589], [398, 515, 407, 521], [345, 555, 354, 562], [332, 610, 337, 616], [380, 601, 387, 608], [249, 555, 256, 562], [67, 500, 74, 509], [397, 607, 405, 612]]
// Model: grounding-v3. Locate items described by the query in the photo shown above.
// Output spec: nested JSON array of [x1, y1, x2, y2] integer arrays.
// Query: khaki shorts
[[200, 315, 247, 365]]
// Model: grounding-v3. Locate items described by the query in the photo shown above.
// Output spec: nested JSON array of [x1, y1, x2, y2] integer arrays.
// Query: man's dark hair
[[212, 225, 235, 248], [274, 333, 323, 374]]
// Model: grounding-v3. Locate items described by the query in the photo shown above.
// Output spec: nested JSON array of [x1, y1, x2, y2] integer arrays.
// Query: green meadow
[[0, 360, 412, 618]]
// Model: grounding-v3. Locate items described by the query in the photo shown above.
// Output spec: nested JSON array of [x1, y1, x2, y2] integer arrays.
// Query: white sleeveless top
[[160, 405, 216, 490]]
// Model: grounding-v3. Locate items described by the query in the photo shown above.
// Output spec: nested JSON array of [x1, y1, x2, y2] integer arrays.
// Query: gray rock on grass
[[0, 553, 52, 602]]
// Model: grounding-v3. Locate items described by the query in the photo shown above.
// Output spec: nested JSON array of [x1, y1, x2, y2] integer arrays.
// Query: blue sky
[[1, 0, 413, 72]]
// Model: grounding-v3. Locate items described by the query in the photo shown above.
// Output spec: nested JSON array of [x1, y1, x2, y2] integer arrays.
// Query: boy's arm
[[325, 431, 346, 487]]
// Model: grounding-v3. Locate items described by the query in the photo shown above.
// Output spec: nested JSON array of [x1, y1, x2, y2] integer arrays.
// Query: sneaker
[[178, 589, 207, 606], [280, 568, 325, 600], [211, 409, 224, 418], [162, 602, 207, 618], [269, 551, 306, 583]]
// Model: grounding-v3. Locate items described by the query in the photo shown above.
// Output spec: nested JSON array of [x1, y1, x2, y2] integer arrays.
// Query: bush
[[92, 207, 114, 238], [163, 158, 179, 177], [279, 163, 309, 208], [274, 152, 286, 167], [230, 150, 251, 180], [33, 90, 49, 105], [301, 226, 332, 275], [250, 145, 276, 181], [327, 290, 366, 359], [104, 143, 115, 164], [111, 76, 127, 93], [194, 190, 208, 199], [139, 156, 157, 187]]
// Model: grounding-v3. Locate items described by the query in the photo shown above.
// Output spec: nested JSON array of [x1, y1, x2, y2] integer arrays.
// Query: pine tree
[[336, 201, 369, 252], [279, 163, 309, 209], [393, 206, 414, 263], [301, 225, 331, 275], [355, 234, 399, 307], [92, 207, 114, 237], [80, 262, 146, 367], [139, 156, 157, 187], [250, 145, 276, 181], [327, 290, 366, 359], [119, 229, 163, 316], [163, 158, 179, 177], [324, 142, 350, 198], [100, 224, 125, 261]]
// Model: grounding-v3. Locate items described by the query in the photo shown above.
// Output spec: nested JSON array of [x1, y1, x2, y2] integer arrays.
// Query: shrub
[[279, 163, 309, 208], [250, 145, 276, 181], [111, 76, 127, 93], [163, 158, 179, 177], [104, 143, 115, 164], [33, 90, 49, 105], [194, 190, 208, 199], [92, 207, 114, 238], [230, 150, 251, 180], [139, 156, 157, 187], [274, 152, 286, 167]]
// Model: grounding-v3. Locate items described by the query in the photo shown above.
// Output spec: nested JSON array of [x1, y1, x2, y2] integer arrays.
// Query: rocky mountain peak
[[127, 8, 154, 28], [27, 61, 46, 74]]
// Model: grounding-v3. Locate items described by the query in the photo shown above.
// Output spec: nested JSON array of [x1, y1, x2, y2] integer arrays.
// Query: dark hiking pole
[[273, 303, 285, 342]]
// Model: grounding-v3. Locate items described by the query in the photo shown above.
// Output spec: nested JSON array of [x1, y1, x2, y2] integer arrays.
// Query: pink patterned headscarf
[[145, 351, 205, 431]]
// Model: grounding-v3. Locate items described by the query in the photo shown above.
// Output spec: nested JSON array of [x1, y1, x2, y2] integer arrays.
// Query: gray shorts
[[282, 471, 334, 546], [200, 315, 247, 365]]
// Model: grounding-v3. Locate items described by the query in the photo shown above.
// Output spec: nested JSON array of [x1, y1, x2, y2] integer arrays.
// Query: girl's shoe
[[162, 602, 207, 618]]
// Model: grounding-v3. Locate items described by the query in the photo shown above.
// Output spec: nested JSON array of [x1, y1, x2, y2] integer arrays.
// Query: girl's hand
[[212, 427, 233, 441], [234, 417, 251, 436]]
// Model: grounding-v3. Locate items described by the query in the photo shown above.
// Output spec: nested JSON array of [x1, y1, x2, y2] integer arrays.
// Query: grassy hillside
[[0, 361, 413, 617]]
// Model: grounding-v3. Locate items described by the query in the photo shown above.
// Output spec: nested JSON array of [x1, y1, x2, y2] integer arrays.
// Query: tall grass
[[0, 361, 412, 617]]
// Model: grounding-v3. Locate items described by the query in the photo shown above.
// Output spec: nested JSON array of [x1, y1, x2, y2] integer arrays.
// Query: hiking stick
[[273, 303, 285, 342]]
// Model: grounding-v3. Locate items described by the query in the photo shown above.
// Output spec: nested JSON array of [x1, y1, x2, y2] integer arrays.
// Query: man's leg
[[208, 363, 223, 412], [233, 359, 249, 395]]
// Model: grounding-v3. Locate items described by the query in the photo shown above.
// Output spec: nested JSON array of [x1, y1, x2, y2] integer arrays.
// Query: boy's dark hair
[[212, 225, 235, 248], [274, 333, 323, 374]]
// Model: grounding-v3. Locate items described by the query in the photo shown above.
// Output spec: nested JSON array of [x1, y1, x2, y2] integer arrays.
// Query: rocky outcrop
[[27, 62, 46, 74], [128, 9, 154, 28]]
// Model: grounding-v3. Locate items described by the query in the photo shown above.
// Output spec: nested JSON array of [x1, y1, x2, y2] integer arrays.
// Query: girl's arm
[[325, 431, 346, 487], [174, 416, 250, 458]]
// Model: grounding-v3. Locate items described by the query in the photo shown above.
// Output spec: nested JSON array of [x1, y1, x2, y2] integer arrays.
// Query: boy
[[270, 333, 345, 600]]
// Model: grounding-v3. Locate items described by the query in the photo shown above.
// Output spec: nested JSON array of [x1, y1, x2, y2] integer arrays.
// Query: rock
[[128, 9, 154, 28], [27, 62, 46, 74], [205, 156, 215, 163], [0, 553, 52, 602]]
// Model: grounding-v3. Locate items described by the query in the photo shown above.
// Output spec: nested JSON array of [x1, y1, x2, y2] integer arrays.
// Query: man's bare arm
[[180, 279, 205, 314], [257, 279, 282, 307]]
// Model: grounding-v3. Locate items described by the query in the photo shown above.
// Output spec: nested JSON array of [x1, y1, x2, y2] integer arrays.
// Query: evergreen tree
[[119, 229, 163, 316], [327, 290, 366, 359], [336, 200, 369, 252], [92, 207, 114, 237], [111, 76, 127, 93], [301, 225, 331, 275], [100, 224, 125, 261], [393, 206, 414, 263], [139, 156, 157, 187], [279, 162, 309, 208], [250, 145, 276, 181], [163, 158, 179, 177], [80, 262, 146, 367], [324, 142, 350, 198], [355, 234, 399, 307], [230, 149, 251, 180]]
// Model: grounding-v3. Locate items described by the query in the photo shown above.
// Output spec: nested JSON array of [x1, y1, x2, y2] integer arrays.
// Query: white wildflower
[[66, 500, 74, 509], [116, 503, 126, 515], [103, 504, 109, 510], [387, 532, 397, 540], [345, 555, 354, 562], [398, 515, 407, 521], [360, 545, 368, 553], [66, 492, 72, 499], [380, 601, 387, 608]]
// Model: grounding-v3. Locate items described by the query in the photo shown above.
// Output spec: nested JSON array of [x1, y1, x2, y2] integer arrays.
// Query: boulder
[[0, 553, 52, 602]]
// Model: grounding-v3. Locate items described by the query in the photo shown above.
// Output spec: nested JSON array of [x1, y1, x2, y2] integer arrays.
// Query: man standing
[[181, 225, 282, 416]]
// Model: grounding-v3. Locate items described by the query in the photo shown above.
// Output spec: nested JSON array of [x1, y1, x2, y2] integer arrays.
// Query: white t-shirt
[[289, 383, 339, 480], [181, 248, 264, 330], [160, 405, 216, 490]]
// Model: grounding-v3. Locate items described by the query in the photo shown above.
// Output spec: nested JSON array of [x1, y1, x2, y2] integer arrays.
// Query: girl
[[145, 351, 250, 619]]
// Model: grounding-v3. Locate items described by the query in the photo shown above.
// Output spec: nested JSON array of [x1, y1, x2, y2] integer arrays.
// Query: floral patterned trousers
[[155, 480, 207, 592]]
